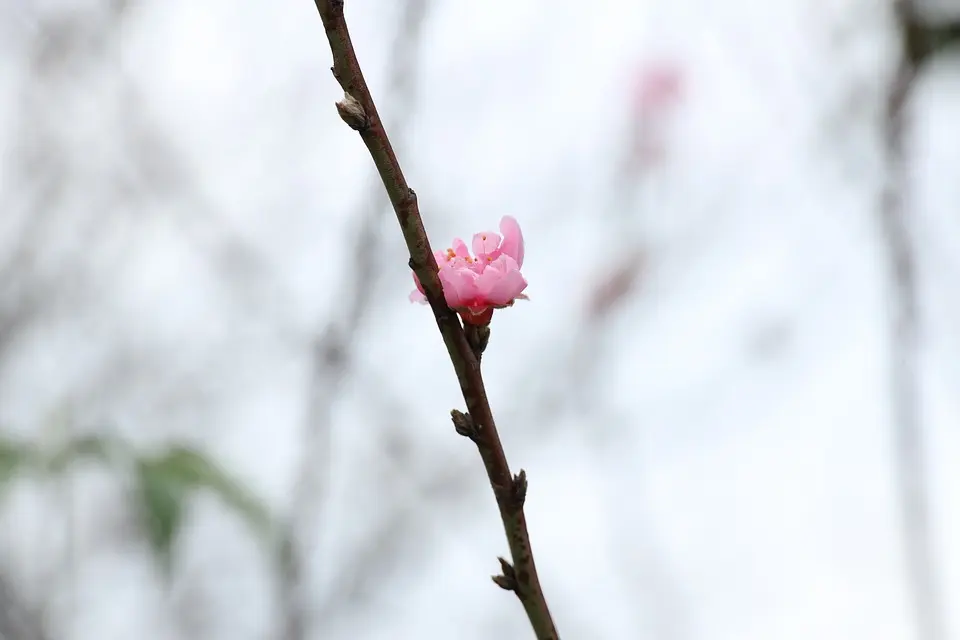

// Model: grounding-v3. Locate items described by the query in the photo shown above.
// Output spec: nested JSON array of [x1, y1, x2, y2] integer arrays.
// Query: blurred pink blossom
[[631, 60, 684, 166], [410, 216, 528, 326]]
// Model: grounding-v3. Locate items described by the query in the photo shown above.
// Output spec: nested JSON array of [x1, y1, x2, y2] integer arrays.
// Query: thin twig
[[310, 2, 560, 638], [281, 2, 430, 638], [882, 3, 946, 640]]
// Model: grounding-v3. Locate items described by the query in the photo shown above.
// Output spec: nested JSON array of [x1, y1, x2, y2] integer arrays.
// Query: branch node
[[463, 322, 491, 360], [335, 92, 369, 131], [492, 556, 518, 592], [451, 409, 478, 440], [329, 65, 345, 88]]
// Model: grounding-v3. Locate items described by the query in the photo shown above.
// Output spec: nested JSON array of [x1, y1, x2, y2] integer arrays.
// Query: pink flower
[[631, 60, 684, 167], [409, 216, 528, 325], [633, 62, 683, 115]]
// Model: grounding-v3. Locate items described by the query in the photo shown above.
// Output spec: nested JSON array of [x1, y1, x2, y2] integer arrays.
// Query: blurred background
[[1, 0, 959, 639]]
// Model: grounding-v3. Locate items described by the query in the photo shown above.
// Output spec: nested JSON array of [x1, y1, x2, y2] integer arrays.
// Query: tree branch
[[882, 3, 946, 640], [310, 2, 560, 638]]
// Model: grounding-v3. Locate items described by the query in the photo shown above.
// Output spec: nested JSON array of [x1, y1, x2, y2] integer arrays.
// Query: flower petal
[[472, 231, 501, 257], [439, 265, 479, 308], [409, 289, 427, 304], [489, 254, 520, 273], [435, 248, 453, 266], [476, 256, 527, 305], [452, 238, 471, 258], [413, 272, 425, 293], [498, 216, 524, 267], [486, 270, 528, 305], [409, 273, 428, 304]]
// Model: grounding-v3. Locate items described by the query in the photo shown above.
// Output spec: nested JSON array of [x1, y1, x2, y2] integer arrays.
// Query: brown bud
[[335, 92, 368, 130]]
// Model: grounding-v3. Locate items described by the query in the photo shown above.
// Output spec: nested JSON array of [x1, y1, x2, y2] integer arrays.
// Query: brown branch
[[310, 2, 559, 638]]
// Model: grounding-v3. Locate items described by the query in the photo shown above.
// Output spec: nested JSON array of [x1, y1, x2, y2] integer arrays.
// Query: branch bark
[[310, 2, 560, 638]]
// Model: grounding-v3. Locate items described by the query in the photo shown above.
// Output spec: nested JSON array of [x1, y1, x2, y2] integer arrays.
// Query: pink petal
[[466, 258, 486, 274], [472, 231, 501, 257], [498, 216, 524, 268], [409, 289, 427, 304], [409, 273, 428, 304], [439, 266, 479, 308], [452, 238, 471, 258], [483, 271, 528, 305], [476, 256, 527, 305], [412, 272, 425, 294], [435, 248, 453, 266], [489, 254, 520, 273]]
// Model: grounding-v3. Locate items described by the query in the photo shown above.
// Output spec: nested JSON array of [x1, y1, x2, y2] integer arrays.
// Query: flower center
[[442, 247, 473, 266]]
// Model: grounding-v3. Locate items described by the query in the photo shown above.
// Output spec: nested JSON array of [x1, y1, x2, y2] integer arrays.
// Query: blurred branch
[[281, 1, 431, 639], [901, 11, 960, 61], [6, 0, 282, 345], [0, 571, 46, 640], [534, 62, 685, 424], [882, 3, 945, 640], [309, 453, 473, 628], [26, 0, 291, 324], [311, 2, 560, 638]]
